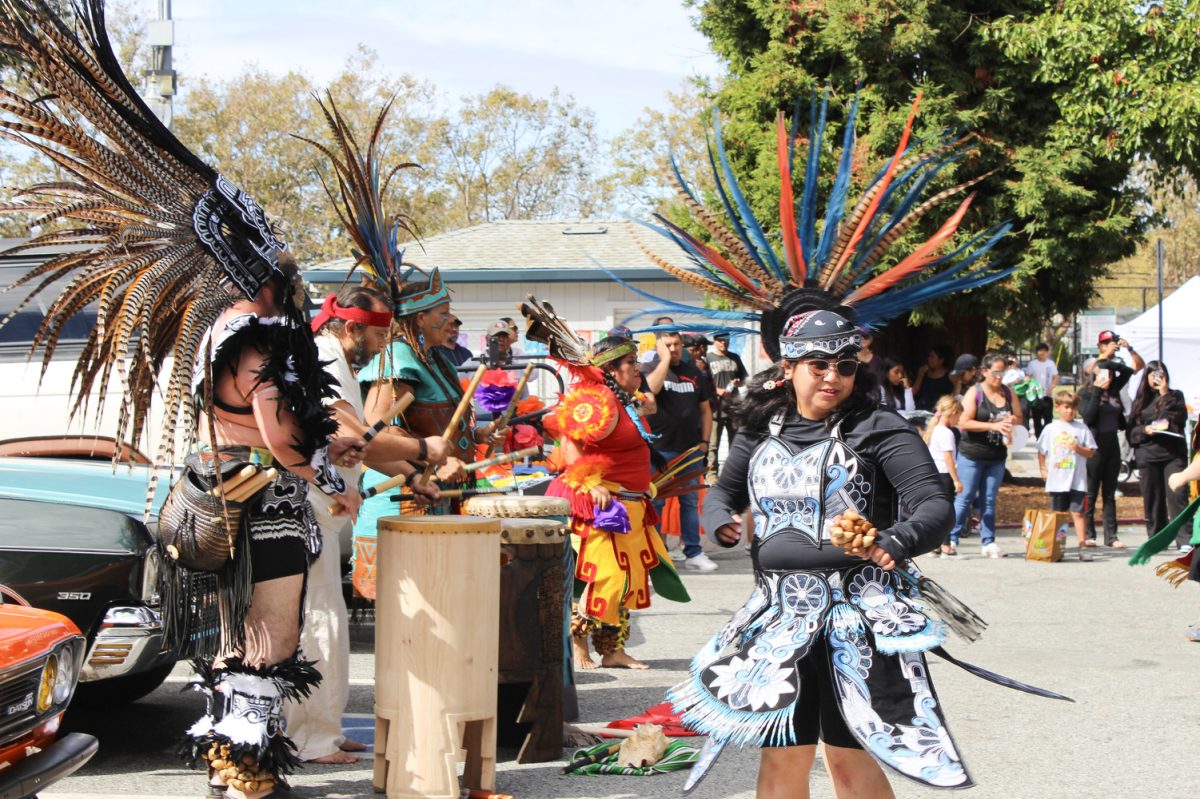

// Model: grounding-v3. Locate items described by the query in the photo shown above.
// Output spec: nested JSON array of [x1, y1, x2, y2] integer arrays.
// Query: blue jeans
[[951, 456, 1005, 546], [652, 449, 702, 559]]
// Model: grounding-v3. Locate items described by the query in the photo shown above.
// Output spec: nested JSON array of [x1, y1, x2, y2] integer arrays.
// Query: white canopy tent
[[1114, 275, 1200, 409]]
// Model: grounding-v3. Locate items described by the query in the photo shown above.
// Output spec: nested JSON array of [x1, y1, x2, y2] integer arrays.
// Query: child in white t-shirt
[[924, 394, 964, 556], [1037, 392, 1097, 560]]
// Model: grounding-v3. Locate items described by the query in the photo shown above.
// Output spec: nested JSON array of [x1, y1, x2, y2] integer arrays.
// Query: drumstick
[[493, 363, 535, 432], [464, 446, 539, 472], [226, 468, 277, 503], [561, 740, 622, 774], [483, 363, 536, 458], [366, 447, 535, 501], [360, 472, 409, 500], [418, 363, 486, 485], [362, 393, 415, 443], [207, 464, 258, 497], [392, 487, 510, 502]]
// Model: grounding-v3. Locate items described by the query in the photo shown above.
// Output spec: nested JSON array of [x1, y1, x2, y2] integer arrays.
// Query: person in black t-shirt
[[705, 332, 748, 475], [1078, 330, 1144, 548], [642, 331, 715, 571]]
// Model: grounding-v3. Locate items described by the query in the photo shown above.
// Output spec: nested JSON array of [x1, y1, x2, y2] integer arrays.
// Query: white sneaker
[[980, 542, 1004, 559], [1179, 544, 1194, 556], [668, 548, 686, 562], [684, 553, 719, 572]]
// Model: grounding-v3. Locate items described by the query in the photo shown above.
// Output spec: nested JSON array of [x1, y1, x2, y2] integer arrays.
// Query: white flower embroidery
[[708, 656, 797, 711]]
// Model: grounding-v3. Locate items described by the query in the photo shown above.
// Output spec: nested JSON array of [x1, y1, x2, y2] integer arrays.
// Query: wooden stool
[[374, 515, 501, 799]]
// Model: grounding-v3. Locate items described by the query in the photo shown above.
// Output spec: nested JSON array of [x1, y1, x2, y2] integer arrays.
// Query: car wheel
[[73, 662, 175, 705]]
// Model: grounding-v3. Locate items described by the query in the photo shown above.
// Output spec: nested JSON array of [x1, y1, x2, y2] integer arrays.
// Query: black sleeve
[[1109, 361, 1134, 392], [1126, 409, 1148, 447], [868, 417, 955, 560], [1163, 390, 1189, 431], [1078, 387, 1100, 428], [700, 427, 760, 547], [735, 354, 748, 382]]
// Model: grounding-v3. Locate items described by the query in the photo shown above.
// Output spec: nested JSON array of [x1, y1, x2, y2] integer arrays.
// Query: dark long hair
[[1131, 360, 1171, 420], [734, 289, 877, 431], [880, 356, 905, 408], [594, 336, 637, 407]]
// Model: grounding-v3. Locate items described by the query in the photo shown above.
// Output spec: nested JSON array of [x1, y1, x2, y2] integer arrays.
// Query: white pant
[[282, 513, 351, 760]]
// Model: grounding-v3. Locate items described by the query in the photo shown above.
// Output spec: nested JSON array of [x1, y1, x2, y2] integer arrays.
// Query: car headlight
[[37, 653, 58, 713], [141, 545, 162, 605], [52, 641, 81, 705]]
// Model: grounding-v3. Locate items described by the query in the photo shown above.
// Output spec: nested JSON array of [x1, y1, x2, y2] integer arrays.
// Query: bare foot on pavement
[[308, 750, 359, 764], [601, 650, 650, 669], [573, 637, 599, 670]]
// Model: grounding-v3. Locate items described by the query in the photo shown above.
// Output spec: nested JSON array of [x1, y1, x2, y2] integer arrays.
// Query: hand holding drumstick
[[830, 509, 895, 570]]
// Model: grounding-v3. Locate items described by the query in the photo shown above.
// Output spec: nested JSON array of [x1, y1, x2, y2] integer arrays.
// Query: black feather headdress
[[0, 0, 284, 468]]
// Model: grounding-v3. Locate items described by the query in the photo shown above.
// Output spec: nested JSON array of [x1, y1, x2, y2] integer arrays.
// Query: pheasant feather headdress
[[0, 0, 284, 465], [299, 94, 448, 319], [520, 295, 635, 384], [617, 91, 1015, 350]]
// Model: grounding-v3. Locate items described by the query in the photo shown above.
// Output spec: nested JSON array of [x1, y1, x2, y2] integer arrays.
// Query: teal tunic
[[353, 342, 468, 542]]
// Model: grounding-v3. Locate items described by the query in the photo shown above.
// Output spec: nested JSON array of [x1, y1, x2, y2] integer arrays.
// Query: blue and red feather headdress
[[616, 91, 1016, 338]]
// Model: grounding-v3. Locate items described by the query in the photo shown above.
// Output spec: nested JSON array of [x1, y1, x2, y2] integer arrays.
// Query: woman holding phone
[[1078, 331, 1144, 548], [1128, 360, 1190, 549]]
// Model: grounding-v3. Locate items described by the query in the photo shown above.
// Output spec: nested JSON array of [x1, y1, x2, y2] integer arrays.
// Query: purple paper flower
[[477, 384, 516, 414]]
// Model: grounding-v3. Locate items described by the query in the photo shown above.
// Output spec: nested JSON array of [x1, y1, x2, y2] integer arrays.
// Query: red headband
[[311, 294, 393, 333]]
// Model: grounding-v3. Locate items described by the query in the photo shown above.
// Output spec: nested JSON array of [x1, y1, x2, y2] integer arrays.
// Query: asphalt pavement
[[43, 508, 1200, 799]]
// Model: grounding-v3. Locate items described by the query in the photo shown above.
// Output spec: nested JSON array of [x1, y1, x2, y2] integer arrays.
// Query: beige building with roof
[[305, 219, 764, 391]]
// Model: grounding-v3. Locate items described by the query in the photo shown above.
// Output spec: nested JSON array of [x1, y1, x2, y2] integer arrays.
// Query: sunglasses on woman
[[801, 358, 860, 378]]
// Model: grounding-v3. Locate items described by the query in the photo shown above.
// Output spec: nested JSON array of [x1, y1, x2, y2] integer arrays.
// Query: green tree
[[684, 0, 1200, 343], [172, 47, 445, 264], [607, 79, 717, 217], [435, 86, 605, 225]]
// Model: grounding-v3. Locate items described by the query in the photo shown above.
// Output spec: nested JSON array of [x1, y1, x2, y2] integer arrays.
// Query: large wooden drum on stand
[[464, 495, 572, 761], [374, 515, 501, 799]]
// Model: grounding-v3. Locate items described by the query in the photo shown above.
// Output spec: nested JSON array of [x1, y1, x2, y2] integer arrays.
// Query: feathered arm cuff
[[560, 455, 613, 492], [547, 454, 614, 523], [554, 386, 620, 444]]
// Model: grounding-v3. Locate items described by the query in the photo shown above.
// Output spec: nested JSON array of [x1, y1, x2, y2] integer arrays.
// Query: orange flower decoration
[[556, 385, 619, 444], [516, 395, 546, 415]]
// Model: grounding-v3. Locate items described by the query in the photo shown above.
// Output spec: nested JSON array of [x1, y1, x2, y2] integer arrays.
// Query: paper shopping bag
[[1025, 510, 1069, 563], [1022, 508, 1039, 539]]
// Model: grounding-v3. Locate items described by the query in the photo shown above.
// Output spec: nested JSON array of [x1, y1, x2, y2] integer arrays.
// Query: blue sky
[[157, 0, 723, 137]]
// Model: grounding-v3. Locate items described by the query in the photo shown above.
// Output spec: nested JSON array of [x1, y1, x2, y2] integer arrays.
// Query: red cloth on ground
[[604, 701, 698, 737]]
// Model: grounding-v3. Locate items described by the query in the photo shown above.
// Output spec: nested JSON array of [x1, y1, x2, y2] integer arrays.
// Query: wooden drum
[[463, 494, 570, 520], [492, 517, 566, 763], [374, 515, 501, 799], [464, 494, 579, 723]]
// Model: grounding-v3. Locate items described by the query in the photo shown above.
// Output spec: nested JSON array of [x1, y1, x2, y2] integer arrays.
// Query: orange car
[[0, 599, 97, 799]]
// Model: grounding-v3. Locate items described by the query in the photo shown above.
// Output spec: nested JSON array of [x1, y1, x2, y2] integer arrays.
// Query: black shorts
[[247, 524, 309, 582], [1050, 490, 1086, 514], [245, 473, 316, 583], [765, 636, 861, 750]]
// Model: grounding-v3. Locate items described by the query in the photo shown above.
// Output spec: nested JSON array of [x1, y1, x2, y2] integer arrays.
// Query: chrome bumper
[[80, 606, 173, 682]]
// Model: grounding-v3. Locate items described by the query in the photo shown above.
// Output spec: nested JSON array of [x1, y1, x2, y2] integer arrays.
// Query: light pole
[[144, 0, 176, 129]]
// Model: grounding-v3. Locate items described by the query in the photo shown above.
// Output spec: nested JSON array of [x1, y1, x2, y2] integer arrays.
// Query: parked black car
[[0, 445, 178, 703]]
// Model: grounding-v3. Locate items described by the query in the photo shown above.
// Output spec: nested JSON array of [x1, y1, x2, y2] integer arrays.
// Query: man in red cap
[[1079, 330, 1144, 548]]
